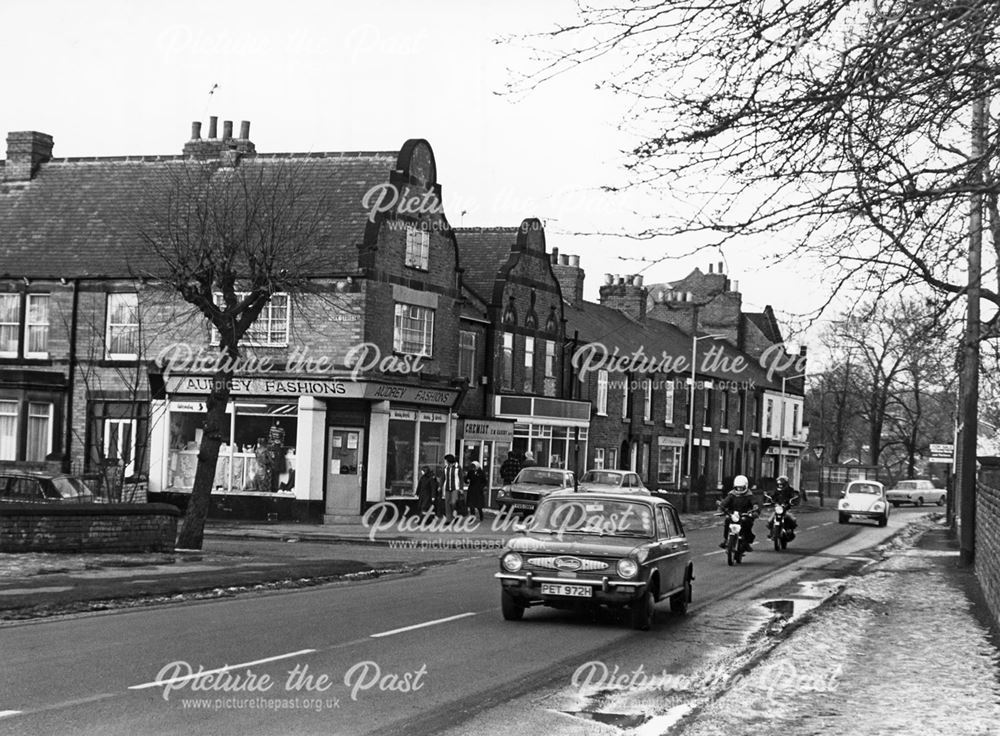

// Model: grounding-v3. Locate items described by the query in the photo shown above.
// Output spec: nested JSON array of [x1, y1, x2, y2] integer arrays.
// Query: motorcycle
[[718, 509, 758, 566], [764, 494, 797, 551]]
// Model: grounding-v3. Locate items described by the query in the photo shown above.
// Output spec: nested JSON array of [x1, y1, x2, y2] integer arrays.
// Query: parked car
[[576, 469, 651, 495], [495, 490, 693, 630], [0, 470, 103, 504], [838, 480, 889, 526], [496, 467, 576, 516], [886, 479, 946, 507]]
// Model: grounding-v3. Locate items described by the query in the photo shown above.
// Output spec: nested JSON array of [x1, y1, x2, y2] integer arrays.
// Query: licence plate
[[541, 583, 592, 598], [513, 504, 534, 511]]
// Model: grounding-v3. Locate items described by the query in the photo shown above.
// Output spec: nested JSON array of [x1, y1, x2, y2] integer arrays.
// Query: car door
[[656, 506, 687, 593]]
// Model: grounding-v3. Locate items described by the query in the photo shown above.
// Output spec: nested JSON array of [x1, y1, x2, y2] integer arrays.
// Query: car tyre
[[878, 514, 888, 528], [630, 590, 655, 631], [916, 497, 924, 507], [670, 571, 692, 615], [937, 496, 946, 507], [839, 513, 849, 524], [501, 590, 524, 621], [891, 501, 900, 508]]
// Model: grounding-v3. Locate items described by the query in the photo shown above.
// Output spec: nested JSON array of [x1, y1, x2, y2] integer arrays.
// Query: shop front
[[460, 418, 515, 507], [148, 374, 460, 522], [490, 394, 590, 477]]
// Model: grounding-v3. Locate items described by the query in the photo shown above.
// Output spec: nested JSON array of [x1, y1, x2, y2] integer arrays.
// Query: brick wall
[[976, 478, 1000, 625], [0, 502, 179, 552]]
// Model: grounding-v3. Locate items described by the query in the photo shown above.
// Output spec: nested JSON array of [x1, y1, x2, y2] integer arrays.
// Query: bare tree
[[131, 157, 345, 549]]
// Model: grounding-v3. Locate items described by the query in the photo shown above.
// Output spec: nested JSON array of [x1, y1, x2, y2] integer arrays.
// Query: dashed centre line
[[128, 649, 316, 691], [370, 612, 477, 638]]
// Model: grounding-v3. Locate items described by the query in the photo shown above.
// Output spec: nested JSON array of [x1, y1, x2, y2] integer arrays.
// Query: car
[[838, 480, 890, 526], [496, 467, 576, 516], [0, 470, 103, 504], [495, 490, 693, 630], [886, 479, 946, 507], [576, 469, 651, 495]]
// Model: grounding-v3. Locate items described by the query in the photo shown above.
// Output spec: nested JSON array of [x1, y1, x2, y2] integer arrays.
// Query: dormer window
[[405, 227, 430, 271]]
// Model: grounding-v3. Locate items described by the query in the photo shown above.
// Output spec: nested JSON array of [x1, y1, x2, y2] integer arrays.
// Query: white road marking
[[702, 550, 726, 556], [822, 522, 834, 526], [128, 649, 316, 691], [0, 711, 22, 718], [370, 612, 477, 638], [806, 525, 820, 530]]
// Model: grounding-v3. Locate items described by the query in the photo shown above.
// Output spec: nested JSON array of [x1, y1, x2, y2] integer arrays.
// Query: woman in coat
[[465, 461, 488, 521]]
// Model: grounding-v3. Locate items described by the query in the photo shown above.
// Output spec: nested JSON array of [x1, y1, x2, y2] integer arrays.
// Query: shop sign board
[[462, 419, 515, 442]]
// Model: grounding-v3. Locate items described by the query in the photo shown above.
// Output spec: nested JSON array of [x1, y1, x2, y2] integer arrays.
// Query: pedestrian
[[499, 451, 522, 485], [416, 466, 438, 516], [521, 450, 538, 468], [441, 454, 462, 521], [465, 460, 487, 521]]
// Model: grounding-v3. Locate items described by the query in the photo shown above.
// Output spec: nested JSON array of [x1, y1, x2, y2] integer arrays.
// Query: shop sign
[[420, 411, 448, 423], [462, 420, 515, 442], [390, 409, 416, 421], [657, 436, 685, 448], [170, 401, 207, 413], [365, 383, 457, 406]]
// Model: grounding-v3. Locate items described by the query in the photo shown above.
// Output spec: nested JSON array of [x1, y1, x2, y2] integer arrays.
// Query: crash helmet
[[776, 475, 789, 487], [733, 475, 749, 491]]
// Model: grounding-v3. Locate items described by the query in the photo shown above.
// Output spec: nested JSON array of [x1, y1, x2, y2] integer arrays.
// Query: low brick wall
[[976, 480, 1000, 626], [0, 503, 180, 553]]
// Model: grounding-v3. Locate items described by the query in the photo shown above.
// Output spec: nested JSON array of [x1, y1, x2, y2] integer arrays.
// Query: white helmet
[[734, 475, 749, 490]]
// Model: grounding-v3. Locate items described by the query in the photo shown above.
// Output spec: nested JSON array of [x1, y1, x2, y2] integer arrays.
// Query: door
[[326, 427, 364, 517]]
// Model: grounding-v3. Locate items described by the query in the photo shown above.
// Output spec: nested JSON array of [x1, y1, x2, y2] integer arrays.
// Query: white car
[[838, 480, 890, 527], [886, 479, 946, 507]]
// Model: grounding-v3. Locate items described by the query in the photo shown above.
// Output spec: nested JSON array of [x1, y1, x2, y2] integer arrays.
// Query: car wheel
[[670, 571, 692, 615], [839, 513, 849, 524], [937, 496, 946, 507], [916, 497, 924, 507], [878, 514, 888, 528], [500, 590, 524, 621], [891, 502, 900, 508], [630, 590, 655, 631]]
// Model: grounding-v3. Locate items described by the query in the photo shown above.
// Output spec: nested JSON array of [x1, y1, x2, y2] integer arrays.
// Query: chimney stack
[[184, 117, 257, 158], [718, 261, 724, 273], [4, 131, 54, 182], [550, 246, 559, 264], [600, 272, 648, 321], [552, 252, 586, 309]]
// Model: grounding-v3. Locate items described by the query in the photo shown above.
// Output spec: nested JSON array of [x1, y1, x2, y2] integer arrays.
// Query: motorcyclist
[[718, 475, 758, 550], [766, 475, 800, 539]]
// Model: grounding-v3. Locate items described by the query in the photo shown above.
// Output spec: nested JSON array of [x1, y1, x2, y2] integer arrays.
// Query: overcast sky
[[2, 0, 828, 350]]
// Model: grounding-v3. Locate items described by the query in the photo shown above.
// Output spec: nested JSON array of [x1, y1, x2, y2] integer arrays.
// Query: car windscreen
[[580, 472, 623, 487], [514, 469, 567, 486], [896, 481, 917, 490], [531, 498, 654, 537], [48, 477, 90, 499], [848, 483, 880, 495]]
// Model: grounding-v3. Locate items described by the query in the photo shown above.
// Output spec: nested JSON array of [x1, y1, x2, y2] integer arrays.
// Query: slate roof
[[0, 151, 399, 278], [743, 309, 785, 345], [564, 299, 780, 389], [453, 227, 519, 303]]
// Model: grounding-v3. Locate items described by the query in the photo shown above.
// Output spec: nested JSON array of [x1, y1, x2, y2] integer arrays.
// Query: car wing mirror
[[512, 522, 527, 534]]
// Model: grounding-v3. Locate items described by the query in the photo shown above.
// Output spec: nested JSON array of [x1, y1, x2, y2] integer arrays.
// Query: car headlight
[[617, 559, 639, 579], [501, 552, 523, 572], [873, 502, 885, 511], [839, 500, 848, 509]]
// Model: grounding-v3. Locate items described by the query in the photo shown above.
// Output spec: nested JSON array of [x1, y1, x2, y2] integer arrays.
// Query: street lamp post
[[779, 371, 808, 482], [686, 334, 723, 491]]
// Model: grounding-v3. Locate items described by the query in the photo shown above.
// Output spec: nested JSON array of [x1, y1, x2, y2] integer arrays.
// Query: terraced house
[[0, 121, 469, 522]]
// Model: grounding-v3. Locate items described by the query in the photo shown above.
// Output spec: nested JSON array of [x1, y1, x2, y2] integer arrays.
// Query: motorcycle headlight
[[617, 559, 639, 579], [775, 504, 784, 514], [501, 552, 523, 572], [730, 512, 740, 522]]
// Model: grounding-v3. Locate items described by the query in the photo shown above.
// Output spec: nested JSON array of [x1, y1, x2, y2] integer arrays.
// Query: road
[[0, 506, 927, 736]]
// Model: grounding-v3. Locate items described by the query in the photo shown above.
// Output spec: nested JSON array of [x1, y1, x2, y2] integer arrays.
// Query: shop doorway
[[326, 427, 364, 517]]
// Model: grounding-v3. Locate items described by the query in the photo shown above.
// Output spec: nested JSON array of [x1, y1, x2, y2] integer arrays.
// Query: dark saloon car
[[0, 470, 102, 504], [495, 467, 576, 517], [495, 491, 693, 630]]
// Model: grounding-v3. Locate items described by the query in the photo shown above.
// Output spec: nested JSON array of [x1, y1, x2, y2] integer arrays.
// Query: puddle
[[565, 711, 649, 728], [762, 599, 795, 619]]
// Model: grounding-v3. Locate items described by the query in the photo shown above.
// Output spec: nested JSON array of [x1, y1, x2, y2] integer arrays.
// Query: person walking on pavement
[[442, 454, 462, 521], [416, 465, 438, 516], [465, 460, 487, 521], [521, 451, 538, 468], [500, 451, 522, 485]]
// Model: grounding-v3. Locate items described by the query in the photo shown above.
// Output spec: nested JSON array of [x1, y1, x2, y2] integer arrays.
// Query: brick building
[[0, 121, 468, 521], [454, 222, 590, 502]]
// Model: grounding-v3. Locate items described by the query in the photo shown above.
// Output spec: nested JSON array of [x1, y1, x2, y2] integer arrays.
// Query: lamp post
[[779, 371, 808, 482], [686, 334, 723, 490]]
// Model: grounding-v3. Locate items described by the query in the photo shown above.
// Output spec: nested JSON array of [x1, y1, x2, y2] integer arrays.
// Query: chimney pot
[[239, 120, 251, 139], [222, 120, 234, 140], [633, 274, 644, 287], [208, 116, 218, 139], [733, 280, 740, 292], [604, 274, 614, 285], [719, 261, 724, 273], [551, 246, 559, 263], [190, 121, 202, 140], [686, 292, 693, 302], [560, 254, 569, 265], [708, 263, 714, 274], [568, 255, 580, 267]]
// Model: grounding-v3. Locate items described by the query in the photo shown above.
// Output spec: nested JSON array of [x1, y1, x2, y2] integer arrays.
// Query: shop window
[[393, 303, 434, 356], [523, 336, 534, 393], [26, 294, 50, 358], [501, 332, 514, 390], [385, 410, 446, 496], [658, 444, 681, 486], [459, 331, 476, 381], [26, 402, 52, 461], [212, 292, 289, 347], [596, 370, 608, 415], [404, 227, 430, 270], [106, 292, 140, 359], [0, 294, 20, 357], [0, 400, 17, 460]]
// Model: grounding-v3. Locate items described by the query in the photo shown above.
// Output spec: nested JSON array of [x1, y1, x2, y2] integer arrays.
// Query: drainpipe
[[63, 278, 80, 473]]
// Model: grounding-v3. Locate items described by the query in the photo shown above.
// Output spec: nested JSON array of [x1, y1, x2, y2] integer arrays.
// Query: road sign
[[929, 443, 954, 463]]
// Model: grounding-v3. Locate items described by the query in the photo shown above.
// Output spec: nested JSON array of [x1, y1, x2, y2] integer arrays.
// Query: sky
[[1, 0, 830, 352]]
